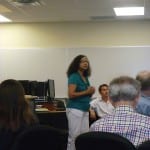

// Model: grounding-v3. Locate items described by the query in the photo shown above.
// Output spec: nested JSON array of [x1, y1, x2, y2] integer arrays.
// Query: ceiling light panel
[[114, 7, 144, 16]]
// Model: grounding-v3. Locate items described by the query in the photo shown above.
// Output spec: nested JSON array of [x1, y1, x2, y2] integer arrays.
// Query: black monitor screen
[[34, 81, 47, 98], [29, 81, 38, 96], [47, 79, 55, 101]]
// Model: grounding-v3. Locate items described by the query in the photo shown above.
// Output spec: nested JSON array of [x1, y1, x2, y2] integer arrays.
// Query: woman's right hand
[[86, 86, 95, 95]]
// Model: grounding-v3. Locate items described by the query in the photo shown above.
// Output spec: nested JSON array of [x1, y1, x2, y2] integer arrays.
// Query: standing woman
[[66, 55, 95, 150]]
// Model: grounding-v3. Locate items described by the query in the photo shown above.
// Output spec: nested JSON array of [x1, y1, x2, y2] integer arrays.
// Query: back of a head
[[0, 79, 25, 114], [136, 70, 150, 91], [0, 79, 37, 131], [109, 76, 141, 102]]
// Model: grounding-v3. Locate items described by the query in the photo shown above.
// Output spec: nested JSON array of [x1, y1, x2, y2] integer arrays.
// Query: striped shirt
[[90, 105, 150, 147]]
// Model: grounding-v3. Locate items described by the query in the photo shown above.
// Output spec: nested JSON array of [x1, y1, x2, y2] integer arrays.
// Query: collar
[[114, 105, 135, 113], [141, 93, 150, 99]]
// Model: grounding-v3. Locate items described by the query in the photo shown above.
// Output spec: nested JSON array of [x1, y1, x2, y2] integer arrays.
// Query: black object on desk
[[36, 110, 68, 131]]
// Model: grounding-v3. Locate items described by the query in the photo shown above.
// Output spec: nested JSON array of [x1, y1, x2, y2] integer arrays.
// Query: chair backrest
[[75, 131, 136, 150], [11, 125, 67, 150], [137, 141, 150, 150]]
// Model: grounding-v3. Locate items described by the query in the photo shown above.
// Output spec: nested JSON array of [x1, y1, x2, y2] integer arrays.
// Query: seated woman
[[0, 79, 39, 150]]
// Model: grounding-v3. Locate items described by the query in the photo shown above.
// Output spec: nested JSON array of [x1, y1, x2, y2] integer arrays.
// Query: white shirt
[[90, 97, 114, 118]]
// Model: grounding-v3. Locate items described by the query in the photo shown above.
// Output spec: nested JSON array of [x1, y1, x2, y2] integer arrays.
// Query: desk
[[24, 96, 68, 150], [35, 102, 68, 131]]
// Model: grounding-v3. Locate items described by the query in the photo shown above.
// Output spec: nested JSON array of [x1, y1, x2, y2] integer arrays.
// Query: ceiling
[[0, 0, 150, 23]]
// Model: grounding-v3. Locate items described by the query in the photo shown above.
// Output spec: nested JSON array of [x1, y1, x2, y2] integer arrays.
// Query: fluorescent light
[[0, 14, 12, 22], [114, 7, 144, 16]]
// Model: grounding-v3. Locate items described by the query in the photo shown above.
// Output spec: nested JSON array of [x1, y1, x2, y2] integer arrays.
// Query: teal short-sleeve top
[[66, 72, 91, 111]]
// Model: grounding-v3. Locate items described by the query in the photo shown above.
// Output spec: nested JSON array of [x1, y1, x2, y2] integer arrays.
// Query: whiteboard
[[0, 47, 150, 97], [68, 47, 150, 96]]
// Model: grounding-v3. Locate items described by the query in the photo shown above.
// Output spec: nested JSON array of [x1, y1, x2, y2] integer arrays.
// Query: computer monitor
[[47, 79, 55, 102], [34, 81, 47, 98], [29, 81, 38, 96]]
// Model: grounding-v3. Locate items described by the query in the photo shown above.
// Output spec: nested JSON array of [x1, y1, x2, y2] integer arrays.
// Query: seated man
[[89, 84, 114, 122], [90, 76, 150, 147], [135, 70, 150, 116]]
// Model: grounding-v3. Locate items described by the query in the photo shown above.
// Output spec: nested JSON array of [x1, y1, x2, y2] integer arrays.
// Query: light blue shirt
[[136, 93, 150, 116]]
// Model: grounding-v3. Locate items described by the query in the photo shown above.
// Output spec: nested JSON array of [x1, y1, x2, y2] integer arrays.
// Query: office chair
[[75, 131, 136, 150], [11, 125, 67, 150], [137, 141, 150, 150]]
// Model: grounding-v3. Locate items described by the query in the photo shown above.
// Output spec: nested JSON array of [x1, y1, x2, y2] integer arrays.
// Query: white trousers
[[66, 108, 89, 150]]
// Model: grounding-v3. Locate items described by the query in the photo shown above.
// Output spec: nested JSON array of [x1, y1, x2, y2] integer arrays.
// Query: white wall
[[0, 21, 150, 97], [0, 47, 149, 97], [1, 21, 150, 48], [0, 48, 68, 97]]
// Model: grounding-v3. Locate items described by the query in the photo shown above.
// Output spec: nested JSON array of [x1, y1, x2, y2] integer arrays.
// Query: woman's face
[[79, 57, 89, 71]]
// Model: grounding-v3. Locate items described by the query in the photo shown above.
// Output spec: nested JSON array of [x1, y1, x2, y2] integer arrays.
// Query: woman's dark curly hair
[[66, 54, 91, 77]]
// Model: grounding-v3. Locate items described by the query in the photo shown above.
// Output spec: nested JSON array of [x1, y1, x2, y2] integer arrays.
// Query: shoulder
[[90, 97, 101, 105], [68, 73, 80, 83], [137, 113, 150, 124], [0, 129, 17, 150], [141, 96, 150, 103], [137, 96, 150, 106], [69, 73, 79, 78]]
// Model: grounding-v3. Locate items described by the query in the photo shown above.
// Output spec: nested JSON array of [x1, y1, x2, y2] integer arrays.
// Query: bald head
[[136, 70, 150, 91]]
